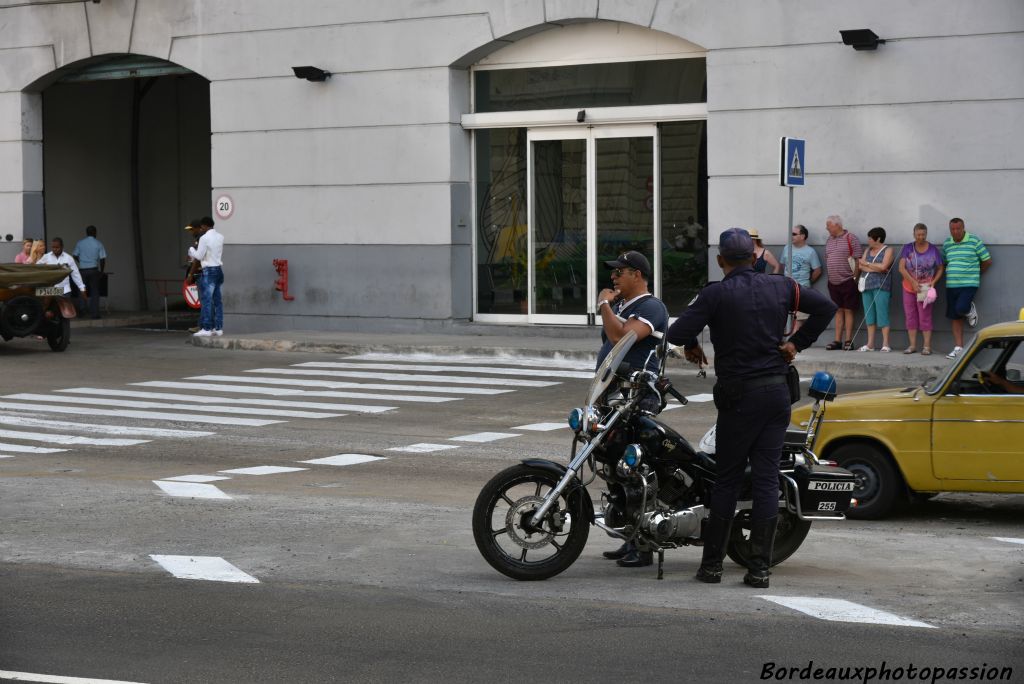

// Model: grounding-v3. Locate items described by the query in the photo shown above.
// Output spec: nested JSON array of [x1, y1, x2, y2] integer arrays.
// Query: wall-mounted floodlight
[[576, 110, 586, 123], [840, 29, 885, 51], [292, 66, 331, 82]]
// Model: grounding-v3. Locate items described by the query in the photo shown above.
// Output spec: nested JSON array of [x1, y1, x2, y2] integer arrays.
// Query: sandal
[[880, 346, 891, 353], [842, 341, 854, 351], [857, 345, 875, 352], [903, 347, 917, 354], [921, 347, 932, 356], [825, 341, 843, 351]]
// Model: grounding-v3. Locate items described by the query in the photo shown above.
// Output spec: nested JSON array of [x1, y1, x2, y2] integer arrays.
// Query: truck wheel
[[47, 316, 70, 352], [832, 444, 902, 520]]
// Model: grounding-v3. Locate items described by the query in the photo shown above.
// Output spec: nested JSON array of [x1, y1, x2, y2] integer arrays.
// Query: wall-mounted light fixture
[[840, 29, 885, 51], [292, 66, 331, 82], [576, 110, 586, 123]]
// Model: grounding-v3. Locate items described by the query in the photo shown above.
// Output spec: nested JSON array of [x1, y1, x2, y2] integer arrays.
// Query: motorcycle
[[472, 330, 856, 581]]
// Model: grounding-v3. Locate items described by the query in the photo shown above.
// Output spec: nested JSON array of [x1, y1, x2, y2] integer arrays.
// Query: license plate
[[35, 286, 63, 296]]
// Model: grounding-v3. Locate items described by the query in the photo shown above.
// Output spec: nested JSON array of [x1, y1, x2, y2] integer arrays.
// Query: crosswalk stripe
[[0, 443, 68, 454], [219, 465, 307, 476], [56, 387, 395, 414], [150, 555, 258, 583], [162, 474, 231, 483], [758, 596, 935, 628], [0, 669, 148, 684], [184, 374, 512, 395], [449, 432, 519, 443], [297, 361, 593, 379], [0, 413, 214, 438], [243, 368, 557, 387], [0, 428, 149, 447], [153, 480, 232, 499], [387, 443, 460, 453], [300, 454, 385, 466], [511, 422, 567, 432], [0, 401, 283, 427], [133, 380, 456, 404], [347, 352, 597, 371], [992, 537, 1024, 545], [686, 393, 714, 403], [4, 394, 343, 420]]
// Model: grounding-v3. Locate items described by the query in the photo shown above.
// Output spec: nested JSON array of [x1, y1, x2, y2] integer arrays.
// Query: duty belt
[[734, 374, 788, 391]]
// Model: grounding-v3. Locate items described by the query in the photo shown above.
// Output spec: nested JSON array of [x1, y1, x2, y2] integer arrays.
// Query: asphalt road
[[1, 329, 1021, 683]]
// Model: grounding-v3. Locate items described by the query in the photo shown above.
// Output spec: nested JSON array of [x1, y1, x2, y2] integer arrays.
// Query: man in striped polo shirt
[[942, 217, 992, 358]]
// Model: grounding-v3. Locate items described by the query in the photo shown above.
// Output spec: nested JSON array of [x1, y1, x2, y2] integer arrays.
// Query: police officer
[[595, 250, 669, 568], [666, 228, 836, 587]]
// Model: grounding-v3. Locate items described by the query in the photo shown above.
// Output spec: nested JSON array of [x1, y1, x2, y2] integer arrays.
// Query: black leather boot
[[602, 541, 633, 560], [616, 546, 653, 567], [696, 513, 733, 583], [743, 516, 778, 588]]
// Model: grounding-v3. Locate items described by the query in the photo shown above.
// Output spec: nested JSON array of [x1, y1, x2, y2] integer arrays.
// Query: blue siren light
[[809, 371, 838, 402], [568, 408, 584, 432], [623, 444, 643, 467]]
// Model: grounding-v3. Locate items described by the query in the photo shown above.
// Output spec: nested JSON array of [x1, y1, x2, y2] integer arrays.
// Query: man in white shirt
[[188, 216, 225, 337], [36, 238, 87, 300]]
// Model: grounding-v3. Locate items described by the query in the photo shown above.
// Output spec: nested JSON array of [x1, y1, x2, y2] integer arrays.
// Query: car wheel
[[831, 443, 902, 520]]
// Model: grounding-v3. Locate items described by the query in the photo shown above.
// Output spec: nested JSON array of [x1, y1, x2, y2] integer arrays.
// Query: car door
[[931, 338, 1024, 485]]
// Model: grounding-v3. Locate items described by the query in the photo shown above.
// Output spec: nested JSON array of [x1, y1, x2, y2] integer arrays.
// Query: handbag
[[857, 273, 868, 292], [846, 233, 857, 273]]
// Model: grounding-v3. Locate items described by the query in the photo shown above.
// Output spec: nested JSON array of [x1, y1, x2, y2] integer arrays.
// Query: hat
[[718, 228, 755, 260], [604, 250, 651, 278], [746, 228, 762, 241]]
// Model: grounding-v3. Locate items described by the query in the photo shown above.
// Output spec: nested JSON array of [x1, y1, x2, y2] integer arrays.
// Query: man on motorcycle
[[666, 228, 836, 588], [595, 250, 669, 568]]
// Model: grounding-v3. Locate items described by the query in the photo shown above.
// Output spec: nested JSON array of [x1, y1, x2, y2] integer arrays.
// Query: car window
[[951, 339, 1018, 395], [1005, 342, 1024, 383]]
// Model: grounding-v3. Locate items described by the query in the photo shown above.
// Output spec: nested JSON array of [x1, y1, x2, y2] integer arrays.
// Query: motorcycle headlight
[[616, 444, 644, 477], [568, 408, 584, 432]]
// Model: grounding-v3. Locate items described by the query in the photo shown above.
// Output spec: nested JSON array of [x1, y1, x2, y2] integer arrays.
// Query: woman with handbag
[[856, 227, 894, 352], [897, 223, 944, 355]]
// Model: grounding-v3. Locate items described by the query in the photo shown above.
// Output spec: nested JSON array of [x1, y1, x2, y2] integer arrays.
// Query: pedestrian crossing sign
[[780, 137, 806, 187]]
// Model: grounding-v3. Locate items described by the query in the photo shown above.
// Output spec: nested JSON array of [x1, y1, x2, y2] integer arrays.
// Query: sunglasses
[[611, 267, 636, 277]]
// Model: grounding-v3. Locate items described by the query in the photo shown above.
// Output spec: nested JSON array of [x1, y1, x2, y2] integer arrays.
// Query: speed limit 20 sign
[[215, 194, 234, 220]]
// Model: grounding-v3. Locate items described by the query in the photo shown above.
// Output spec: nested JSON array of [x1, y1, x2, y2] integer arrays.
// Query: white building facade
[[1, 0, 1021, 332]]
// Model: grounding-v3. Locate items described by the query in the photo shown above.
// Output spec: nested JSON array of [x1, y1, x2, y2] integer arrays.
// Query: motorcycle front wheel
[[725, 509, 811, 568], [472, 464, 590, 581]]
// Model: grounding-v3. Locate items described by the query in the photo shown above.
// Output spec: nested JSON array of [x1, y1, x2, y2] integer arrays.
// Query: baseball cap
[[718, 228, 755, 260], [604, 250, 651, 278]]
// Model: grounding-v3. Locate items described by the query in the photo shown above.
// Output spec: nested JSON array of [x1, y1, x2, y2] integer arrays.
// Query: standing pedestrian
[[942, 217, 991, 359], [747, 229, 781, 274], [780, 225, 822, 336], [823, 215, 862, 351], [14, 238, 33, 264], [189, 216, 225, 337], [897, 223, 943, 355], [856, 227, 894, 352], [666, 228, 836, 588], [72, 225, 107, 319], [184, 220, 204, 333], [35, 238, 87, 300]]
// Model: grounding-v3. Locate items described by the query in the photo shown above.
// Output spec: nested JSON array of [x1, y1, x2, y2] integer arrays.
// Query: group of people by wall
[[9, 227, 107, 319], [752, 216, 992, 360]]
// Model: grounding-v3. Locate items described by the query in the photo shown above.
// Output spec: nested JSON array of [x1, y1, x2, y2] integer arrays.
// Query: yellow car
[[792, 318, 1024, 519]]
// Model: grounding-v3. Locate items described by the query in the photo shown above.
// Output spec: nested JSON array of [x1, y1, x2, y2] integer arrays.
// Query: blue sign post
[[780, 137, 806, 281]]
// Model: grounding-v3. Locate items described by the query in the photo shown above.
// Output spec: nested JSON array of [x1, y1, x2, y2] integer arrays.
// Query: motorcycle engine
[[641, 505, 705, 544]]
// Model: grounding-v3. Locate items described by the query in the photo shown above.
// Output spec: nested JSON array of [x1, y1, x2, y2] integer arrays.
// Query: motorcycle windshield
[[586, 329, 637, 406]]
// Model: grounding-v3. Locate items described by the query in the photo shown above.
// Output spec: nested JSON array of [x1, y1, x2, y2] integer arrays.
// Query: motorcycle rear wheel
[[725, 509, 810, 568], [472, 464, 590, 581]]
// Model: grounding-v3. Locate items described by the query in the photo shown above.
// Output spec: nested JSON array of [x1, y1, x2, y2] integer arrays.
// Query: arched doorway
[[463, 22, 708, 324], [30, 54, 210, 312]]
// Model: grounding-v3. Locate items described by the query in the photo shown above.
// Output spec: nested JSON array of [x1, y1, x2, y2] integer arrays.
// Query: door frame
[[525, 124, 659, 325]]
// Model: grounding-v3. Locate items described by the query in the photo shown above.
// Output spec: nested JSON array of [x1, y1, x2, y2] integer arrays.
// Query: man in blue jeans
[[189, 216, 225, 337]]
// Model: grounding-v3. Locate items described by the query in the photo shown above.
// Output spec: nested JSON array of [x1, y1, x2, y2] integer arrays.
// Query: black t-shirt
[[596, 293, 669, 372]]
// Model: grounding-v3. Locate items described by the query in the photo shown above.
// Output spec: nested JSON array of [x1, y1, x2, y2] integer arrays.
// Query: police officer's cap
[[604, 250, 651, 278], [718, 228, 755, 260]]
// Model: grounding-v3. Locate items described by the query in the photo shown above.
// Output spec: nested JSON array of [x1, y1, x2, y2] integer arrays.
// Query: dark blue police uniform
[[666, 228, 836, 586]]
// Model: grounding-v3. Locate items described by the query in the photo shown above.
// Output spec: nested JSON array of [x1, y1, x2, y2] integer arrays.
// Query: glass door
[[526, 125, 657, 324]]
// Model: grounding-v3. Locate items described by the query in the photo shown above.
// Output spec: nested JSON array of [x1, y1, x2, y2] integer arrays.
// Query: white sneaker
[[193, 329, 213, 337], [967, 302, 978, 328], [213, 329, 224, 337], [946, 346, 963, 359]]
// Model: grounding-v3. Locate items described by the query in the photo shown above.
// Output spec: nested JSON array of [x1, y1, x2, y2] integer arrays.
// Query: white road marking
[[219, 465, 308, 476], [4, 394, 341, 420], [511, 422, 567, 432], [301, 454, 386, 466], [153, 480, 232, 500], [243, 368, 556, 387], [992, 537, 1024, 545], [759, 596, 935, 628], [0, 442, 68, 454], [162, 474, 231, 483], [0, 413, 214, 438], [56, 387, 393, 414], [297, 361, 592, 379], [185, 374, 511, 395], [0, 401, 284, 427], [449, 432, 519, 443], [0, 454, 15, 459], [685, 393, 715, 403], [387, 443, 460, 453], [149, 555, 258, 583], [0, 428, 148, 447], [134, 381, 452, 403], [347, 351, 597, 371], [0, 669, 148, 683], [661, 403, 683, 411]]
